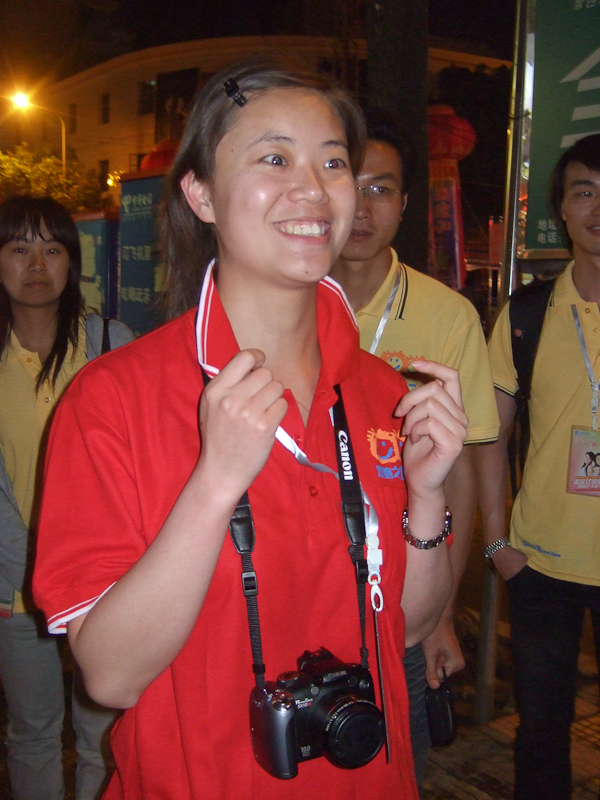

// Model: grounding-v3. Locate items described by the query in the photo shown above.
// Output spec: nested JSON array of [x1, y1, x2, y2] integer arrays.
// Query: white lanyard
[[195, 277, 384, 609], [572, 305, 600, 431], [368, 268, 401, 355]]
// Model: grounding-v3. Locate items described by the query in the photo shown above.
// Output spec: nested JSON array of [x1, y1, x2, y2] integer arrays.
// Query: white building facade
[[36, 35, 509, 191]]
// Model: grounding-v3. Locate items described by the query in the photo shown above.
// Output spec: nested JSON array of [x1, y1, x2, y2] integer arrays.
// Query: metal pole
[[5, 96, 66, 176], [473, 0, 530, 724], [59, 114, 66, 178], [473, 567, 500, 724], [499, 0, 530, 304], [33, 104, 67, 179]]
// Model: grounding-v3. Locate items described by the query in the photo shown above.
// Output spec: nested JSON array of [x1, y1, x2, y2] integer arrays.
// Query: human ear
[[180, 171, 215, 224], [399, 192, 409, 221]]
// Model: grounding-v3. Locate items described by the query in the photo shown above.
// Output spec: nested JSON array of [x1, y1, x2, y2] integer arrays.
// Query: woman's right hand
[[197, 349, 288, 500]]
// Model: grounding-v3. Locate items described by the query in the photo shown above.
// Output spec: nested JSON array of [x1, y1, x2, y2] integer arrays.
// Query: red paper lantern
[[428, 105, 476, 161]]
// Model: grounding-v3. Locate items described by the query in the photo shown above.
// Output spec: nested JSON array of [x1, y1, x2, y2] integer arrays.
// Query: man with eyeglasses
[[330, 106, 498, 794]]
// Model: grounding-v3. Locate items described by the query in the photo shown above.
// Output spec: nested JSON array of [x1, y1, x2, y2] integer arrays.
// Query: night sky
[[428, 0, 517, 60], [0, 0, 517, 95], [121, 0, 518, 61]]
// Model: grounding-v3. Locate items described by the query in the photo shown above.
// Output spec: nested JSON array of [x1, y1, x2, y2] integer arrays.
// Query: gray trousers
[[0, 611, 117, 800], [403, 641, 431, 797]]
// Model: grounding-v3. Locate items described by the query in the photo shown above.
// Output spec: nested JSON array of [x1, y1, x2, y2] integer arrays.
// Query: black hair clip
[[223, 78, 247, 108]]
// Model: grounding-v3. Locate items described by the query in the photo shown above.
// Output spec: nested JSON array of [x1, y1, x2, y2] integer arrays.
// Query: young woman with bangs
[[33, 59, 467, 799]]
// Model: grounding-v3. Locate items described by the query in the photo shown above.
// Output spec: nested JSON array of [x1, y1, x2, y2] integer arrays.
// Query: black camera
[[249, 647, 385, 779]]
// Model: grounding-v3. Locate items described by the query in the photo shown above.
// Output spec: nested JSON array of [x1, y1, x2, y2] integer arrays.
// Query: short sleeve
[[33, 368, 147, 632], [487, 302, 518, 397], [441, 304, 499, 444]]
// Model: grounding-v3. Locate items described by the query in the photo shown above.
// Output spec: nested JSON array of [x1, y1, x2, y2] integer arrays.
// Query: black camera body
[[249, 647, 385, 779]]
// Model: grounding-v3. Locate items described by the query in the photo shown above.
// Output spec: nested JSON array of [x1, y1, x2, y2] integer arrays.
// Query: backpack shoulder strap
[[509, 277, 556, 403], [507, 277, 555, 496], [101, 317, 112, 355]]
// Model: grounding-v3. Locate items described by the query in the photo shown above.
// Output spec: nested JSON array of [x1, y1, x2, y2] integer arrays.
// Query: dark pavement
[[0, 615, 598, 798]]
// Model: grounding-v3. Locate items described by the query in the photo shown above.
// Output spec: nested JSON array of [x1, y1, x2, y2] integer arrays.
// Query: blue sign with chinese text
[[119, 175, 166, 336]]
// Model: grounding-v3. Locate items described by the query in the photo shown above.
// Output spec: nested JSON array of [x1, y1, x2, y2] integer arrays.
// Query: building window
[[129, 153, 145, 171], [98, 159, 109, 191], [100, 93, 110, 124], [69, 103, 77, 134], [138, 80, 156, 116]]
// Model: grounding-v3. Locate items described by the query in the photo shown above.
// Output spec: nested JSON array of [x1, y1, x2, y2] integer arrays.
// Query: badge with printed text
[[567, 427, 600, 496]]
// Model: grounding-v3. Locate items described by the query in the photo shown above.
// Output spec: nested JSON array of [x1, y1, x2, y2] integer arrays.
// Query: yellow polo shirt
[[488, 262, 600, 584], [0, 326, 88, 610], [356, 249, 499, 444]]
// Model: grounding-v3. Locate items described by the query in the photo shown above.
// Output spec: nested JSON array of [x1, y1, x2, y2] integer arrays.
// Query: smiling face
[[0, 222, 70, 313], [561, 161, 600, 259], [338, 139, 407, 267], [181, 87, 357, 292]]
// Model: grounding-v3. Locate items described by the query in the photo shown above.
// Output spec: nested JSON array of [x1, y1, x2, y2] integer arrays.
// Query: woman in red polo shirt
[[33, 57, 467, 799]]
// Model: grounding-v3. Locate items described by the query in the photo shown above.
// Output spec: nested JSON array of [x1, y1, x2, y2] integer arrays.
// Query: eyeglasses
[[356, 184, 402, 203]]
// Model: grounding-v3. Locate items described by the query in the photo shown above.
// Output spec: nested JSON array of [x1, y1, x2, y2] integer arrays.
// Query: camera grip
[[249, 684, 298, 779], [425, 670, 456, 747]]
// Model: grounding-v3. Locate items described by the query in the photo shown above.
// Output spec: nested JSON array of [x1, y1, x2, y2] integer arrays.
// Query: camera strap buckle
[[241, 570, 258, 597], [353, 555, 369, 585]]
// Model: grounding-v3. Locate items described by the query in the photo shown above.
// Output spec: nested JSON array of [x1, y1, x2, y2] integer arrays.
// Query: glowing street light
[[11, 92, 30, 110], [10, 93, 67, 178]]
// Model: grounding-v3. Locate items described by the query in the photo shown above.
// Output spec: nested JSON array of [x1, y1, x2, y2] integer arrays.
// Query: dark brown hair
[[549, 133, 600, 250], [362, 106, 417, 194], [0, 195, 84, 390], [161, 55, 366, 318]]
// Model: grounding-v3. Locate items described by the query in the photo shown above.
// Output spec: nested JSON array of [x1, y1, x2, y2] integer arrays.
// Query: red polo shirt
[[34, 271, 417, 799]]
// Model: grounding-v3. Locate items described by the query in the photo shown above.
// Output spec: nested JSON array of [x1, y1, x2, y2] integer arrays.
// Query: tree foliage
[[0, 144, 106, 213]]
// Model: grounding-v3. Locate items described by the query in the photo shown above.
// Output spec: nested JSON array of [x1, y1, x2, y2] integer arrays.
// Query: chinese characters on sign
[[573, 0, 600, 9], [523, 0, 600, 254], [121, 245, 153, 262], [536, 218, 559, 245], [119, 178, 166, 336]]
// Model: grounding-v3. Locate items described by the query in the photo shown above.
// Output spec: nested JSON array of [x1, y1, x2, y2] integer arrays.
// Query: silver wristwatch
[[482, 537, 510, 561]]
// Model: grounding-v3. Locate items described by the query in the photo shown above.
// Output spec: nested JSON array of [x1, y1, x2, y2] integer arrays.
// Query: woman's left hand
[[395, 359, 467, 498]]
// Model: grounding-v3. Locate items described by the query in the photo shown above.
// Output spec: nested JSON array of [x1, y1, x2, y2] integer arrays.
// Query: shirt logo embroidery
[[380, 350, 422, 373], [379, 350, 425, 391], [367, 428, 405, 481]]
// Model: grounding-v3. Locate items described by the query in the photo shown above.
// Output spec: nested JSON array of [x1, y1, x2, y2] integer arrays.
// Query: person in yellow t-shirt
[[0, 195, 133, 800], [330, 106, 499, 792], [481, 133, 600, 799]]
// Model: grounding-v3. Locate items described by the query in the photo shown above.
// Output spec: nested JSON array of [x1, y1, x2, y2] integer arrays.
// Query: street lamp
[[10, 93, 67, 178]]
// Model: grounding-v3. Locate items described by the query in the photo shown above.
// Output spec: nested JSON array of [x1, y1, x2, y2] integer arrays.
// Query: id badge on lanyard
[[566, 305, 600, 496]]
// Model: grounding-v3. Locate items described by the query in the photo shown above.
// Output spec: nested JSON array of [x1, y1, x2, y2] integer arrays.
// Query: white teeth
[[280, 221, 325, 236]]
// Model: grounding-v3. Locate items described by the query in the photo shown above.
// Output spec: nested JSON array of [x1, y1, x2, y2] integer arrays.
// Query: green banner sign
[[523, 0, 600, 255]]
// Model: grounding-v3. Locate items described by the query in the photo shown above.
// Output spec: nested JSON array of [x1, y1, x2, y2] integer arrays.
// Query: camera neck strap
[[199, 366, 373, 687], [331, 387, 370, 670]]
